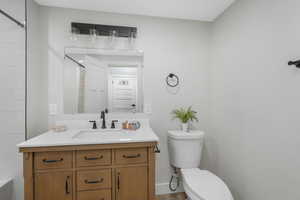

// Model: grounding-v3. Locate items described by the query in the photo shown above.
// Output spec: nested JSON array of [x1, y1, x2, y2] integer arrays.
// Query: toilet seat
[[181, 168, 234, 200]]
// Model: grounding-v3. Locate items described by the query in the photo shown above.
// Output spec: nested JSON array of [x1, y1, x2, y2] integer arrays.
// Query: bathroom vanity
[[18, 125, 159, 200]]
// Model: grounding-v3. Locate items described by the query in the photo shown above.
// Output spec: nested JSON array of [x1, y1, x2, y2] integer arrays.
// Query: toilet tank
[[168, 130, 204, 169]]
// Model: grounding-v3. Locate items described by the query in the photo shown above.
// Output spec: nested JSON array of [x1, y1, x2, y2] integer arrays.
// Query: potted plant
[[171, 106, 198, 132]]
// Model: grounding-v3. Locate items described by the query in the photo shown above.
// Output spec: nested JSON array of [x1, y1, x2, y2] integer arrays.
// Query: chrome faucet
[[101, 109, 108, 129]]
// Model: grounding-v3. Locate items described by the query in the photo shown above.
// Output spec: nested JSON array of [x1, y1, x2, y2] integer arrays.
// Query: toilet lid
[[181, 169, 234, 200], [168, 130, 204, 140]]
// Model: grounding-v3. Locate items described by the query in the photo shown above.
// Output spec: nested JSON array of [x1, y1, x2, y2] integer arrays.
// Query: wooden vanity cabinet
[[20, 142, 157, 200]]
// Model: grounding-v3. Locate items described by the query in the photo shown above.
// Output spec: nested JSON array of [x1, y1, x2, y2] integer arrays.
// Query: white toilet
[[168, 130, 234, 200]]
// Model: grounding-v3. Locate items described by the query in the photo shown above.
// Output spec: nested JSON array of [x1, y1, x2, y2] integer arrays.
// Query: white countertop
[[17, 128, 159, 148]]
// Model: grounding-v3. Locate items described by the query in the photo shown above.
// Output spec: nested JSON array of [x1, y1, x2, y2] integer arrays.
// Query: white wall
[[0, 0, 25, 200], [39, 6, 211, 193], [209, 0, 300, 199]]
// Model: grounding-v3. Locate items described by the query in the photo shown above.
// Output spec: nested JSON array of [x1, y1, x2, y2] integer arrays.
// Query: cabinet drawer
[[77, 169, 111, 191], [77, 190, 111, 200], [76, 150, 112, 167], [115, 148, 148, 165], [35, 151, 72, 170]]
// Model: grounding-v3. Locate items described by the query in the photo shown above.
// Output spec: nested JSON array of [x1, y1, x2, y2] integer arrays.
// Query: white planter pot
[[181, 123, 189, 132]]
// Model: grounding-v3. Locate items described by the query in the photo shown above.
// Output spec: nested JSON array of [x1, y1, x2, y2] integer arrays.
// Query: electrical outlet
[[144, 103, 152, 114]]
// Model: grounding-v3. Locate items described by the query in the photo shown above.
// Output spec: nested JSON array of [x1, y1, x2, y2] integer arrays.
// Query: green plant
[[171, 106, 198, 123]]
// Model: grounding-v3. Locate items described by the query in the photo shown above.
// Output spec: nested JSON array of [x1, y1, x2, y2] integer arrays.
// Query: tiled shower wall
[[0, 0, 26, 200]]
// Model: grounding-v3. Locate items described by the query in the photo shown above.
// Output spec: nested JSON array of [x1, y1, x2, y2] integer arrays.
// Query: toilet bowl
[[168, 131, 234, 200], [181, 168, 233, 200]]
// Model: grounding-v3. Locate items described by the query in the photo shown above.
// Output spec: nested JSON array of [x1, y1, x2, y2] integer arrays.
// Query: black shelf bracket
[[288, 60, 300, 68], [65, 54, 86, 69], [0, 9, 25, 28]]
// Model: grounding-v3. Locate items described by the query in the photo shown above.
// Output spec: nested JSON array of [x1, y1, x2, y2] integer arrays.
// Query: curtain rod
[[65, 54, 86, 69], [0, 9, 25, 28]]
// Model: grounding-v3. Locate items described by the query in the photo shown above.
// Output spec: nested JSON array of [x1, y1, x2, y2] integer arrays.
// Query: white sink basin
[[72, 129, 141, 142]]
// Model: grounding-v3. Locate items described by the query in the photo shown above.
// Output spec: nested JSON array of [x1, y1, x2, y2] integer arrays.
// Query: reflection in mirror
[[63, 50, 143, 114]]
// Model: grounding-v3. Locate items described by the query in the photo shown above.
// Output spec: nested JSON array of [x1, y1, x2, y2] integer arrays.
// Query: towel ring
[[166, 73, 179, 87]]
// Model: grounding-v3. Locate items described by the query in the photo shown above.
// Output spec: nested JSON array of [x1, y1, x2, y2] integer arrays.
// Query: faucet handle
[[111, 120, 118, 129], [89, 120, 97, 129]]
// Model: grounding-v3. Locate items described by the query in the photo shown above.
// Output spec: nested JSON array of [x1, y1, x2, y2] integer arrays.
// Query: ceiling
[[34, 0, 235, 21]]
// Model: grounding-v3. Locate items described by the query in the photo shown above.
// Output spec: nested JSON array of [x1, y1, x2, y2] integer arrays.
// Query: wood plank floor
[[156, 192, 186, 200]]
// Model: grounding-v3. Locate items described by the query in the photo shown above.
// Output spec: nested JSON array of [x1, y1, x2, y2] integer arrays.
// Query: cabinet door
[[35, 171, 73, 200], [116, 166, 148, 200]]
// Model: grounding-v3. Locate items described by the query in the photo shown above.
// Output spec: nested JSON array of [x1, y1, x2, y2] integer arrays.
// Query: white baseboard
[[155, 182, 184, 195]]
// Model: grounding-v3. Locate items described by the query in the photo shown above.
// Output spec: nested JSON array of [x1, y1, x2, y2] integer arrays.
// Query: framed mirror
[[63, 48, 144, 114]]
